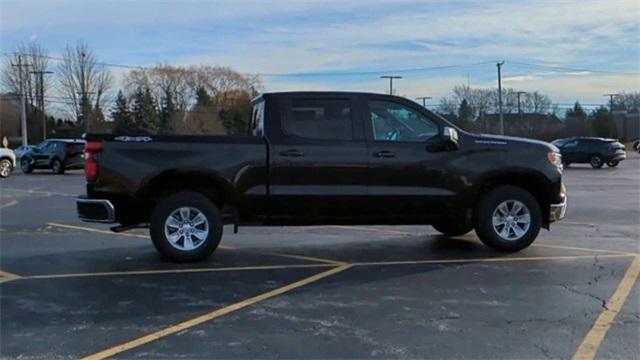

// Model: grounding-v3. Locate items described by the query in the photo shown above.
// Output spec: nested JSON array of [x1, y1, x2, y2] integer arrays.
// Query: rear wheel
[[150, 191, 223, 262], [52, 158, 65, 174], [0, 159, 12, 178], [606, 160, 619, 167], [20, 158, 33, 174], [590, 155, 604, 169], [432, 220, 474, 237], [474, 186, 541, 252]]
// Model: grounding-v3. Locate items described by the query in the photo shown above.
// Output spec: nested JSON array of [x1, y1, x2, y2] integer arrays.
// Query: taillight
[[85, 140, 102, 182]]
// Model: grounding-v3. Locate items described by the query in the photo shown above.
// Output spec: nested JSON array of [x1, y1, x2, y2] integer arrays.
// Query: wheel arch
[[473, 171, 554, 227], [0, 156, 14, 167], [138, 169, 235, 210]]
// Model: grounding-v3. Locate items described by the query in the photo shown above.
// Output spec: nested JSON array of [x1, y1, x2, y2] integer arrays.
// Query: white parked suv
[[0, 148, 16, 178]]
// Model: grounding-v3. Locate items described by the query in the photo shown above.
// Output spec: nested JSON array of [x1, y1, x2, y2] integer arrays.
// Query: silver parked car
[[0, 148, 16, 178]]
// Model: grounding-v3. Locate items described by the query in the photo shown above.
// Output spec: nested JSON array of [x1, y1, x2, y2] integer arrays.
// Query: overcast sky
[[1, 0, 639, 109]]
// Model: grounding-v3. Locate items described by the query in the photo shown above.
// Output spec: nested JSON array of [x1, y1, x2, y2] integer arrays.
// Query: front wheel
[[474, 186, 542, 252], [52, 159, 65, 174], [590, 155, 604, 169], [0, 159, 13, 178], [20, 158, 33, 174], [606, 160, 619, 167], [150, 191, 223, 262], [432, 220, 474, 237]]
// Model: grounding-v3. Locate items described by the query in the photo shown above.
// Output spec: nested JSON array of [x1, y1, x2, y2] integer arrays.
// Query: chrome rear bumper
[[77, 196, 116, 223]]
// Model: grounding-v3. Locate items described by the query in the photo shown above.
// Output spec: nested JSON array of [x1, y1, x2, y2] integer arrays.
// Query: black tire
[[20, 158, 33, 174], [150, 191, 223, 262], [590, 155, 604, 169], [606, 160, 619, 168], [432, 220, 474, 237], [474, 185, 542, 252], [0, 159, 12, 178], [52, 158, 65, 174]]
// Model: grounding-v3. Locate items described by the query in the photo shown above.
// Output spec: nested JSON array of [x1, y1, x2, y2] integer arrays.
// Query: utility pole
[[603, 93, 619, 113], [516, 91, 527, 115], [604, 93, 621, 139], [11, 55, 31, 146], [30, 70, 54, 141], [415, 96, 432, 108], [496, 61, 505, 135], [380, 75, 402, 95]]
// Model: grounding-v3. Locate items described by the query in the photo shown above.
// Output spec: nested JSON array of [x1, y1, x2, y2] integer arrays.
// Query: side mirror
[[442, 126, 459, 150]]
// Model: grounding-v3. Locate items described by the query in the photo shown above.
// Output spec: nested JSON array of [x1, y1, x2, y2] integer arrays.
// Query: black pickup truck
[[77, 91, 567, 262]]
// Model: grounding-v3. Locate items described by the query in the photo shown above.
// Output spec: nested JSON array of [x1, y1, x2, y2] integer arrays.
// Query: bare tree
[[125, 64, 192, 112], [614, 92, 640, 111], [57, 42, 113, 129], [1, 41, 51, 110]]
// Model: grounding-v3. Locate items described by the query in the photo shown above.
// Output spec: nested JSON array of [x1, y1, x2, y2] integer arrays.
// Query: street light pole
[[415, 96, 432, 108], [496, 61, 505, 135], [380, 75, 402, 95]]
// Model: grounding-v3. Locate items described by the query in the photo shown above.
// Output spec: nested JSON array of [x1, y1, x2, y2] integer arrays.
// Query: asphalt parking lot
[[1, 155, 639, 359]]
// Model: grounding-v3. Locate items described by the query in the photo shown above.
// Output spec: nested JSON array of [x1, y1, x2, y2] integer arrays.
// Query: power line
[[3, 52, 495, 77], [259, 62, 495, 77], [507, 60, 639, 76]]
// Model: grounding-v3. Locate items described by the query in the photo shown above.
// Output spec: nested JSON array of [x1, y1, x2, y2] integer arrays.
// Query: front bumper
[[549, 194, 567, 222], [77, 196, 116, 223]]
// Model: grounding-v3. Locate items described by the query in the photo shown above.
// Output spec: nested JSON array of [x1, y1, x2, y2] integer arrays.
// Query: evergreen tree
[[456, 99, 474, 130], [565, 101, 587, 120], [590, 106, 617, 138], [130, 87, 158, 134], [158, 90, 175, 135], [112, 90, 134, 134]]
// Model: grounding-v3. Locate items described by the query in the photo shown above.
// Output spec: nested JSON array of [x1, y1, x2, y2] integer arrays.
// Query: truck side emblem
[[114, 136, 153, 143]]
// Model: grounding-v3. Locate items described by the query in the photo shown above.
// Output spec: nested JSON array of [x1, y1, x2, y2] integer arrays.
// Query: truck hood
[[470, 133, 559, 152]]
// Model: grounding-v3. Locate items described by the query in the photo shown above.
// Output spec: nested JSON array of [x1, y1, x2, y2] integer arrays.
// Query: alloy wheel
[[0, 160, 11, 177], [491, 200, 531, 241], [163, 206, 209, 251]]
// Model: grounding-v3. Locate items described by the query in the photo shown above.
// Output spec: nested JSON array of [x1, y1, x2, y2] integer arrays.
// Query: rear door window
[[67, 143, 85, 154], [285, 99, 352, 140]]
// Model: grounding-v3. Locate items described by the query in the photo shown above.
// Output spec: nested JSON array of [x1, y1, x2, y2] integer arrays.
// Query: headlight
[[547, 151, 563, 171]]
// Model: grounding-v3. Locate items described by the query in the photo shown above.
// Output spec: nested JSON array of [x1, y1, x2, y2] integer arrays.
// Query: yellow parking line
[[328, 225, 413, 235], [24, 263, 333, 280], [266, 251, 346, 265], [562, 221, 598, 227], [46, 222, 230, 249], [327, 225, 632, 256], [0, 200, 18, 209], [2, 188, 77, 197], [573, 255, 640, 360], [47, 222, 149, 239], [353, 254, 632, 267], [82, 264, 353, 360], [532, 243, 634, 256], [0, 270, 22, 283]]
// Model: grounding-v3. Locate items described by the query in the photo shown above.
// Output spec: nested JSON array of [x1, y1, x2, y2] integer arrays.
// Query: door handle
[[279, 149, 304, 157], [374, 150, 395, 158]]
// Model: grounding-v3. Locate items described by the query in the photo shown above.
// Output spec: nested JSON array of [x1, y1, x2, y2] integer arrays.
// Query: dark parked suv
[[21, 139, 85, 174], [551, 137, 626, 169]]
